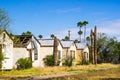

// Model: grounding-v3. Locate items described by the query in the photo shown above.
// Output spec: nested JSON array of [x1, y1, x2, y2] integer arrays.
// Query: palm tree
[[65, 36, 70, 41], [38, 35, 43, 39], [86, 36, 90, 42], [86, 36, 90, 45], [74, 39, 80, 43], [22, 31, 32, 35], [50, 34, 55, 39], [83, 21, 88, 43], [77, 21, 83, 42], [78, 30, 83, 42]]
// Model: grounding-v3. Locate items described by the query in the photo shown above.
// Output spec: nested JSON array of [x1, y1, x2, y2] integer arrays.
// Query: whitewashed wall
[[40, 47, 53, 67], [69, 43, 76, 51], [69, 43, 76, 58], [1, 31, 13, 70], [83, 46, 89, 60], [31, 37, 41, 68], [13, 47, 29, 68], [13, 37, 41, 68], [57, 41, 63, 66]]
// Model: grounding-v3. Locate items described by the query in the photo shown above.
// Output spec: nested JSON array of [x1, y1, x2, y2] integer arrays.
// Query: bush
[[63, 57, 73, 67], [82, 60, 90, 65], [76, 61, 82, 65], [43, 55, 54, 66], [16, 58, 32, 69], [0, 53, 4, 69]]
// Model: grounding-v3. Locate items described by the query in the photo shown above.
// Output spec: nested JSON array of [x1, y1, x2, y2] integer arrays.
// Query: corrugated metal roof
[[60, 40, 73, 48], [38, 39, 54, 46], [75, 43, 86, 49]]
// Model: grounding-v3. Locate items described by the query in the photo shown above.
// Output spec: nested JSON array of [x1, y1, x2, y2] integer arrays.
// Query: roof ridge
[[38, 39, 54, 40]]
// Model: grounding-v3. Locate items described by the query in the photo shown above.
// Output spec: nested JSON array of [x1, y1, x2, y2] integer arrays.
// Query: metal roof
[[60, 40, 73, 48], [75, 43, 86, 49], [38, 39, 54, 46]]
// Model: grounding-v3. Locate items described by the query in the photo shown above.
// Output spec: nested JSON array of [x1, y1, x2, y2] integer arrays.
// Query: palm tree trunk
[[80, 27, 81, 42], [80, 35, 81, 42], [91, 30, 95, 64], [84, 26, 86, 43], [94, 26, 97, 64]]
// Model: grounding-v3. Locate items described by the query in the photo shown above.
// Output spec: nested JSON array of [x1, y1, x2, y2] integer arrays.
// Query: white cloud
[[54, 27, 90, 41], [44, 19, 120, 41], [54, 28, 79, 40], [97, 19, 120, 40], [55, 19, 120, 41]]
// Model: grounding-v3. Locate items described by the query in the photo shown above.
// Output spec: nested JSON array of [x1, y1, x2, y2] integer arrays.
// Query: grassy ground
[[0, 63, 120, 79]]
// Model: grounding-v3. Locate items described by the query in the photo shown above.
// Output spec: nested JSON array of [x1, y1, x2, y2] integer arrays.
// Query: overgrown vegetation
[[0, 53, 4, 69], [11, 35, 21, 44], [96, 33, 120, 64], [0, 64, 119, 79], [43, 55, 54, 66], [47, 67, 120, 80], [0, 45, 4, 69], [63, 57, 73, 67], [82, 60, 90, 65], [16, 58, 32, 70], [22, 31, 32, 35], [62, 36, 70, 41]]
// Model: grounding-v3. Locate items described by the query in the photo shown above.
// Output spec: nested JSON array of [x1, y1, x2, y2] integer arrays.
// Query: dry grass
[[77, 67, 120, 79], [35, 63, 119, 75], [0, 63, 120, 78]]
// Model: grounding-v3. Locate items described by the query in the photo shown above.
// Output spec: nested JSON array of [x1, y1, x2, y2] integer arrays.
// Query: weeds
[[0, 63, 120, 79]]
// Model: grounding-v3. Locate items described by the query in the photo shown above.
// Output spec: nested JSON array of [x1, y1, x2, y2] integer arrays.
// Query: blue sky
[[0, 0, 120, 40]]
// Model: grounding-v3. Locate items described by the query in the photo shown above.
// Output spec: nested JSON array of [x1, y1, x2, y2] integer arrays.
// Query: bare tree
[[0, 8, 10, 30], [90, 26, 97, 64], [53, 37, 58, 66]]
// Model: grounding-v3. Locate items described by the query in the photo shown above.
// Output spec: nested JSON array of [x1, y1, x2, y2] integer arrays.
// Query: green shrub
[[43, 55, 54, 66], [0, 53, 4, 69], [76, 61, 82, 65], [0, 44, 4, 69], [16, 58, 32, 69], [63, 57, 73, 67], [82, 60, 90, 65]]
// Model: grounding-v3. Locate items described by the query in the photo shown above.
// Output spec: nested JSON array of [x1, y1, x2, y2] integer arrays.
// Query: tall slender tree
[[83, 21, 88, 43], [90, 26, 97, 64], [94, 26, 97, 64], [77, 22, 83, 42], [78, 30, 83, 42], [90, 30, 95, 64], [86, 36, 90, 45]]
